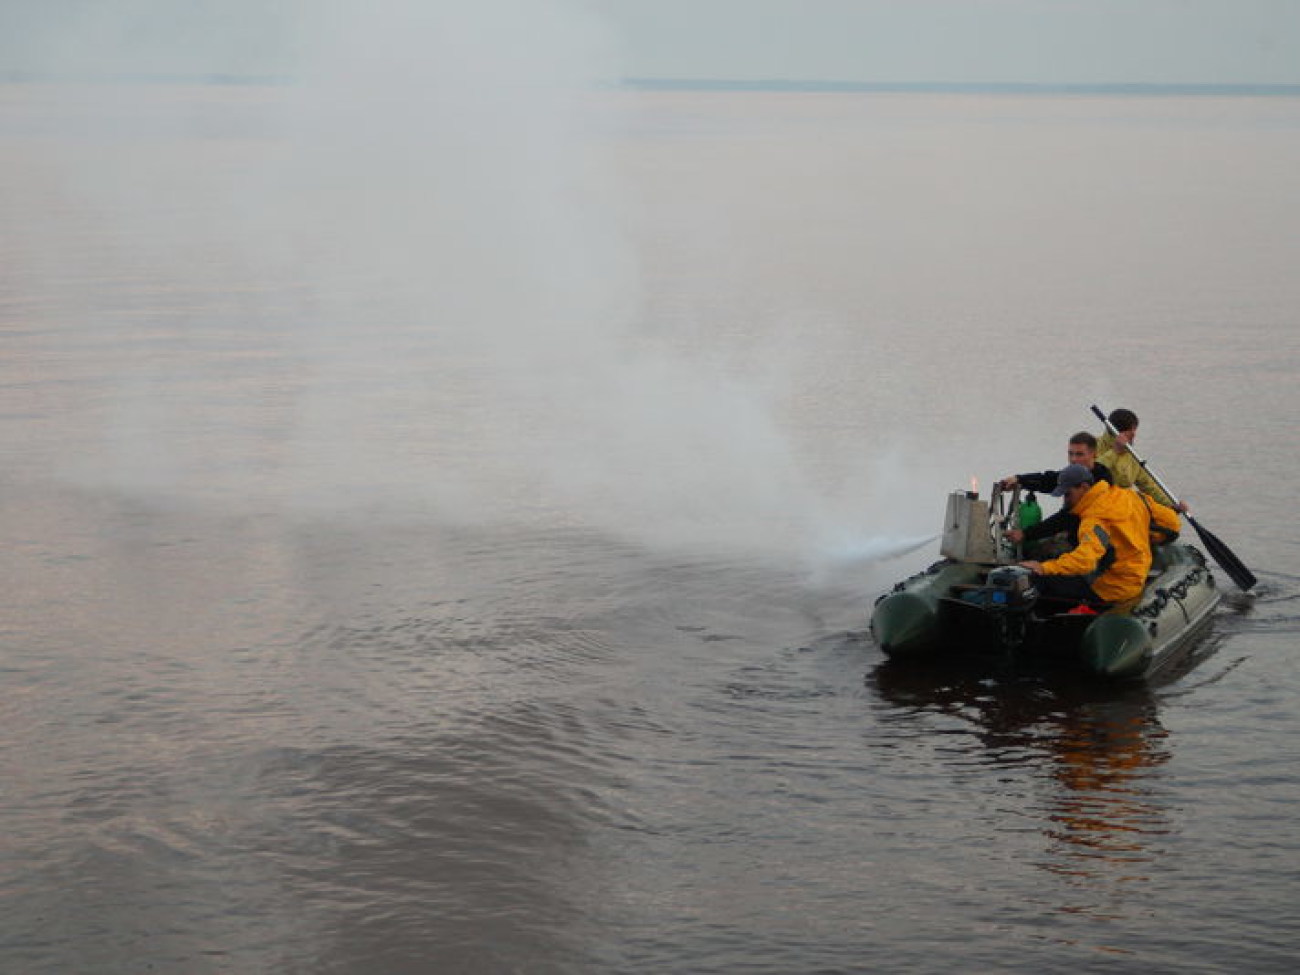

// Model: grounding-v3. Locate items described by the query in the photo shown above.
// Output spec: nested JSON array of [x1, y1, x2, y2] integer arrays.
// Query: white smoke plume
[[6, 0, 951, 573]]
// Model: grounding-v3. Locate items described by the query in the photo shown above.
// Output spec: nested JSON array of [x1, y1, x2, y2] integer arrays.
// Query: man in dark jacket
[[998, 431, 1113, 550]]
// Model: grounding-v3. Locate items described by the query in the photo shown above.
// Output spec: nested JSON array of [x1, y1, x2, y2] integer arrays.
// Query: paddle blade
[[1188, 515, 1257, 591]]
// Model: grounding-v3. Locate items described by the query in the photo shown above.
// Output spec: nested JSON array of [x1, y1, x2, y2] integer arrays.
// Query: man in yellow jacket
[[1096, 407, 1187, 512], [1019, 464, 1181, 605]]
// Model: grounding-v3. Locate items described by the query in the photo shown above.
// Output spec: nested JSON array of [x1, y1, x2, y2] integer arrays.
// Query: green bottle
[[1018, 492, 1042, 531]]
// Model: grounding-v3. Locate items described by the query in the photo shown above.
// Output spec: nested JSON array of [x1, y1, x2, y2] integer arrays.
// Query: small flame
[[971, 475, 979, 496]]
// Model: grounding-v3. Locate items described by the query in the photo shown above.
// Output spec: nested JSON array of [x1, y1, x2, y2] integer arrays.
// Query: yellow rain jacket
[[1039, 480, 1182, 603], [1096, 431, 1177, 508]]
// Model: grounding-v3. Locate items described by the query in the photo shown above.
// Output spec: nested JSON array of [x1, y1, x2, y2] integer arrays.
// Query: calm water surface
[[3, 86, 1300, 973]]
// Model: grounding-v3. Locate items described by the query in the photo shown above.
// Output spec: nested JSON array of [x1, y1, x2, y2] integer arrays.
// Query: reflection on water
[[870, 661, 1174, 923], [1039, 696, 1168, 913]]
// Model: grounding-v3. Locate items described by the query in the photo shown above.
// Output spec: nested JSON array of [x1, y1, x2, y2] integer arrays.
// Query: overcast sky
[[1, 0, 1298, 85], [604, 0, 1300, 85]]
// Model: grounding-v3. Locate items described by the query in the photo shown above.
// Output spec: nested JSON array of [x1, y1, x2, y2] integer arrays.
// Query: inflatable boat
[[870, 485, 1220, 680]]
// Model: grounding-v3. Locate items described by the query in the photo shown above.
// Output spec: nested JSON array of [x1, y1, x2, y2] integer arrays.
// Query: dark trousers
[[1035, 574, 1103, 605]]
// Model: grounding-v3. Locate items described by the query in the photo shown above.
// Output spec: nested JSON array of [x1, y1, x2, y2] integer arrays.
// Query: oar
[[1090, 404, 1256, 591]]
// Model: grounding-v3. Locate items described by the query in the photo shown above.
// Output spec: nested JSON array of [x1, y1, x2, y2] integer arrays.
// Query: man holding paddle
[[1090, 404, 1256, 591], [1096, 407, 1188, 513]]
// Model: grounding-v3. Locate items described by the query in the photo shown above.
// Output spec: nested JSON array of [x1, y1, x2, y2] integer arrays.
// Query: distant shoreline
[[3, 72, 1298, 98], [622, 77, 1300, 97]]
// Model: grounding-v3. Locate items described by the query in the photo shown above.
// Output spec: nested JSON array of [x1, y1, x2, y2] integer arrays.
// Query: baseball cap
[[1051, 463, 1095, 497]]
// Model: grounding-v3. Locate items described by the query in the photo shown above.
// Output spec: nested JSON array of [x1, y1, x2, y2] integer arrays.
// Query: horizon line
[[4, 71, 1299, 98]]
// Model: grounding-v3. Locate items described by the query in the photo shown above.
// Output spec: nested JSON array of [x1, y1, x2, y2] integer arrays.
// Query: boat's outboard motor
[[982, 565, 1038, 610]]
